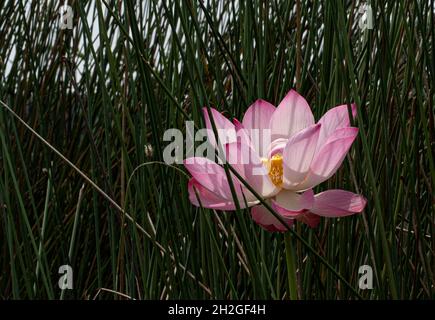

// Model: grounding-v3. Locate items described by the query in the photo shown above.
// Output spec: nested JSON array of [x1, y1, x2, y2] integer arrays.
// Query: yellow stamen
[[262, 154, 283, 187]]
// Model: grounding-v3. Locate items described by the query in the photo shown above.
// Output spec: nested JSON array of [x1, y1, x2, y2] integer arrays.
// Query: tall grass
[[0, 0, 434, 299]]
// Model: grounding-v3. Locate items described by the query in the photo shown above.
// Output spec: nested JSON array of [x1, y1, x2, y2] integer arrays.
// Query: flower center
[[262, 154, 283, 187]]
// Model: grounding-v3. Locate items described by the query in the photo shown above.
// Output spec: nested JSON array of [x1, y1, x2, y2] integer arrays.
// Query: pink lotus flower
[[184, 89, 367, 232]]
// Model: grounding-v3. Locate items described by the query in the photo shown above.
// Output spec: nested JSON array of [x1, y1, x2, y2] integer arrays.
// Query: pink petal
[[184, 157, 242, 200], [202, 107, 237, 148], [225, 141, 279, 198], [233, 118, 255, 150], [295, 212, 321, 228], [229, 121, 279, 198], [295, 127, 358, 190], [311, 127, 358, 176], [242, 99, 276, 157], [267, 138, 288, 158], [282, 124, 321, 188], [251, 205, 294, 232], [269, 90, 315, 142], [272, 189, 314, 216], [310, 189, 367, 217], [188, 178, 237, 210], [317, 103, 357, 149], [270, 190, 320, 228]]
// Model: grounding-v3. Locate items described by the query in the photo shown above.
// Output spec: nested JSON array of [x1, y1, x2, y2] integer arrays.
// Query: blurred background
[[0, 0, 433, 299]]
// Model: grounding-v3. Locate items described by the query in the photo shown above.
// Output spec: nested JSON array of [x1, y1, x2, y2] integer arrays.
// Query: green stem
[[284, 232, 298, 300]]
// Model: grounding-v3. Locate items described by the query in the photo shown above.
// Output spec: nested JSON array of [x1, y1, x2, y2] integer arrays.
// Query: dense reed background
[[0, 0, 434, 299]]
